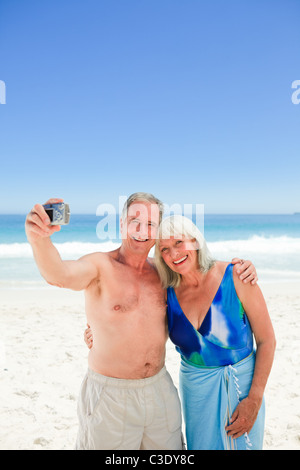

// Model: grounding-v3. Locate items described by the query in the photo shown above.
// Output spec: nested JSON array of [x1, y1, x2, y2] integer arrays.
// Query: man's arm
[[231, 258, 258, 285], [25, 198, 98, 291]]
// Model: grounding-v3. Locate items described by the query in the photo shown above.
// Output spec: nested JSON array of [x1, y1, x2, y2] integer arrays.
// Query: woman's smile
[[173, 255, 188, 265]]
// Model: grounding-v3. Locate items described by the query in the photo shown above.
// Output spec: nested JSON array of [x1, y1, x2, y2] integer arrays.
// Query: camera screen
[[44, 208, 54, 221]]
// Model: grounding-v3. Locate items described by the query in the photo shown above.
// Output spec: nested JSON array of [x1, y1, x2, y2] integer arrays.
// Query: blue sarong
[[179, 352, 265, 450]]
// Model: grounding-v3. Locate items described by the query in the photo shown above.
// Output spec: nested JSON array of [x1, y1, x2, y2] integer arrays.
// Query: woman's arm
[[84, 324, 93, 349], [226, 274, 276, 438]]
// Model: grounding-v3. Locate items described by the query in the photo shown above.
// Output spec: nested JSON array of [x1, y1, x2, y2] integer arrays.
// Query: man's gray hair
[[121, 192, 164, 224]]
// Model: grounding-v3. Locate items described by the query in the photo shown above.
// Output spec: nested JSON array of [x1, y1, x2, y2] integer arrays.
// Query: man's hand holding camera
[[25, 198, 68, 243], [25, 197, 97, 291]]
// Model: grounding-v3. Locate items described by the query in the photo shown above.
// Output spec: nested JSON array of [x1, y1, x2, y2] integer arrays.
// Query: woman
[[155, 215, 276, 450]]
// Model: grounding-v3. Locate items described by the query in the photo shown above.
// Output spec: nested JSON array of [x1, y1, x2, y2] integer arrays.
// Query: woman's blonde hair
[[154, 215, 216, 288]]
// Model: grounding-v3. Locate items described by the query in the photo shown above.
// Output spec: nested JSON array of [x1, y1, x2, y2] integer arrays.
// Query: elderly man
[[25, 192, 257, 450]]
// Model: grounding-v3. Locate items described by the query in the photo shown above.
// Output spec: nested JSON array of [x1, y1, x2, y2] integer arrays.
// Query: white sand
[[0, 281, 299, 450]]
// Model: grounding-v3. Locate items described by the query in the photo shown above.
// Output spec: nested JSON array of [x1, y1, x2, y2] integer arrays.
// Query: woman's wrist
[[247, 386, 264, 406]]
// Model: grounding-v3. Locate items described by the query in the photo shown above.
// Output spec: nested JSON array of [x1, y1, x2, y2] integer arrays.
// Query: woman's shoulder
[[212, 260, 231, 276]]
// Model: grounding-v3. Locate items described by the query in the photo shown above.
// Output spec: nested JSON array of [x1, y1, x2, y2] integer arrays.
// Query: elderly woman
[[155, 215, 276, 450]]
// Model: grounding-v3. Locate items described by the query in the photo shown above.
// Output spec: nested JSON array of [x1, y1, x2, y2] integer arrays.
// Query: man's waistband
[[87, 365, 167, 388]]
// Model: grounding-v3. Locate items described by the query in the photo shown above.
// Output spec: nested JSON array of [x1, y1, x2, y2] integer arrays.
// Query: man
[[25, 192, 257, 450]]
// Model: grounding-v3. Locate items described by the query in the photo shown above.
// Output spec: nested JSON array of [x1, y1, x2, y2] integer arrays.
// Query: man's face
[[121, 202, 160, 253]]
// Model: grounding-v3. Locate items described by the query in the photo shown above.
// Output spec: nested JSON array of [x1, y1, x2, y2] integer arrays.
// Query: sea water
[[0, 213, 299, 288]]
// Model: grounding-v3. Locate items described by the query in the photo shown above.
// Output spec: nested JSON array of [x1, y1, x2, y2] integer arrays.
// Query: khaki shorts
[[75, 366, 184, 450]]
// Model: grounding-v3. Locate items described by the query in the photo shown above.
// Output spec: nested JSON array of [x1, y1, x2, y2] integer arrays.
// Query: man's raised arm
[[25, 198, 98, 291]]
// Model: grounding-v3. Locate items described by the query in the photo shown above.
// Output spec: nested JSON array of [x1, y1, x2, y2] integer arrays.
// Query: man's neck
[[117, 243, 151, 273]]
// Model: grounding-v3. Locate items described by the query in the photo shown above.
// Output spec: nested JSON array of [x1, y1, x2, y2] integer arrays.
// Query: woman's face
[[159, 236, 199, 274]]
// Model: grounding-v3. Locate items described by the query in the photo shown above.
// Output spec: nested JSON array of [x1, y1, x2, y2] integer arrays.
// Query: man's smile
[[132, 236, 149, 242]]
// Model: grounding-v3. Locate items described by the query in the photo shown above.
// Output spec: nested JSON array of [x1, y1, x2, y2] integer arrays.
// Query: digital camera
[[43, 203, 70, 225]]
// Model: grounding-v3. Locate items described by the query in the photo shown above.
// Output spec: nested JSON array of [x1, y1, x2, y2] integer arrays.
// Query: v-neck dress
[[166, 263, 254, 368], [166, 264, 265, 450]]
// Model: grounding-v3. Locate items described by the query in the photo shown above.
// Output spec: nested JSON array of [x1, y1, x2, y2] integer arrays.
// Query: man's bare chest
[[92, 261, 166, 314]]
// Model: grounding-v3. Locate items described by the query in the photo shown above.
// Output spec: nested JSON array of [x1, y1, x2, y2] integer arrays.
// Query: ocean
[[0, 213, 300, 288]]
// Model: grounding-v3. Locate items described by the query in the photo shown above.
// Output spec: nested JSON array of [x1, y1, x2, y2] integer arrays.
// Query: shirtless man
[[25, 192, 257, 450]]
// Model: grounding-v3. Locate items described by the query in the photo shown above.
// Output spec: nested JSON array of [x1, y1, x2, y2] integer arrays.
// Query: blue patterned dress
[[167, 263, 265, 450]]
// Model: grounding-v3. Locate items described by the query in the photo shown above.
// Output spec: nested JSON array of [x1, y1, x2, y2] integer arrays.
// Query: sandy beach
[[0, 281, 299, 450]]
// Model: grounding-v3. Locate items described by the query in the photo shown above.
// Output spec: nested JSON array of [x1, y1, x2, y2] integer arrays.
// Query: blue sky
[[0, 0, 299, 214]]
